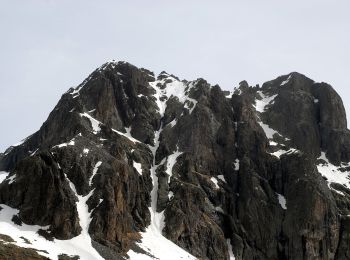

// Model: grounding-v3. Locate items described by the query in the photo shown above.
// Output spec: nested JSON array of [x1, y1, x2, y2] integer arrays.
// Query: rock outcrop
[[1, 61, 350, 260]]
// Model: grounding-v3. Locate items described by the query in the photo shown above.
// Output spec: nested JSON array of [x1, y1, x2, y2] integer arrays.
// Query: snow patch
[[269, 141, 278, 146], [111, 127, 140, 143], [254, 91, 277, 113], [7, 174, 16, 184], [149, 76, 198, 115], [89, 161, 102, 186], [217, 175, 226, 183], [133, 161, 143, 175], [225, 91, 234, 98], [259, 122, 279, 139], [234, 159, 240, 171], [215, 206, 224, 214], [168, 191, 174, 200], [30, 148, 39, 156], [83, 148, 89, 155], [0, 171, 10, 184], [0, 194, 103, 260], [270, 148, 299, 159], [254, 91, 288, 142], [280, 75, 292, 86], [80, 113, 101, 134], [317, 152, 350, 190], [227, 239, 236, 260], [210, 177, 219, 189], [165, 148, 183, 183], [276, 193, 287, 209], [54, 138, 75, 148], [169, 119, 177, 127]]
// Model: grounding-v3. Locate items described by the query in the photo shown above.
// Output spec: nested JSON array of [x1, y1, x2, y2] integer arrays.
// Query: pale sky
[[1, 0, 350, 151]]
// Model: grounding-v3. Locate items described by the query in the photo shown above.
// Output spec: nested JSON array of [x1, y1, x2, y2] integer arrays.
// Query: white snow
[[234, 159, 240, 171], [168, 191, 174, 200], [0, 171, 10, 184], [83, 148, 89, 154], [317, 152, 350, 190], [280, 75, 292, 86], [184, 98, 198, 114], [80, 111, 140, 144], [148, 75, 198, 115], [210, 177, 220, 189], [314, 99, 319, 103], [127, 79, 196, 260], [89, 161, 102, 186], [253, 91, 286, 142], [30, 148, 39, 156], [254, 90, 298, 159], [7, 174, 16, 184], [70, 85, 84, 96], [133, 161, 143, 175], [80, 113, 101, 134], [254, 91, 277, 113], [127, 229, 196, 260], [270, 148, 299, 159], [127, 130, 195, 260], [165, 147, 183, 183], [111, 127, 140, 143], [169, 119, 177, 127], [225, 91, 234, 98], [259, 122, 279, 139], [227, 239, 236, 260], [0, 185, 104, 260], [54, 138, 75, 148], [269, 141, 278, 146], [217, 175, 226, 183], [215, 206, 224, 214], [276, 193, 287, 210]]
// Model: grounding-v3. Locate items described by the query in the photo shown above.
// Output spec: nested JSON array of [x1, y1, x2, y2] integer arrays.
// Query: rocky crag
[[1, 61, 350, 260]]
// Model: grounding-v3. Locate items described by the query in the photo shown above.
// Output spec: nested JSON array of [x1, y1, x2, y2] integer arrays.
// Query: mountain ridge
[[1, 60, 350, 260]]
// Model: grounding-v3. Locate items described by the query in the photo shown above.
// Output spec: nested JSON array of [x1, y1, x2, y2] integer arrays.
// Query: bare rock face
[[0, 152, 81, 239], [1, 61, 350, 260]]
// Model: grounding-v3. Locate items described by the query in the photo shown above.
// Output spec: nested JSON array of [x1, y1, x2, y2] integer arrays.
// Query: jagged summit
[[1, 61, 350, 260]]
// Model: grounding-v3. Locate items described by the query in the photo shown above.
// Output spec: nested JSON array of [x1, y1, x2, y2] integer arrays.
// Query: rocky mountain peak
[[1, 61, 350, 260]]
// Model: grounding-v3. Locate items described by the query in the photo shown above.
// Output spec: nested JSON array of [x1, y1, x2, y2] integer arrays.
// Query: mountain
[[1, 60, 350, 260]]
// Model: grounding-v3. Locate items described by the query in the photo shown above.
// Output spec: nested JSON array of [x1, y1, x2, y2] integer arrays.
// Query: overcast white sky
[[0, 0, 350, 151]]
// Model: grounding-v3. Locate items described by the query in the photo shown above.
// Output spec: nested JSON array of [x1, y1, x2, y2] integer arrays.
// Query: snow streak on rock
[[127, 75, 196, 260], [254, 91, 284, 143], [254, 90, 299, 158], [111, 128, 141, 143], [276, 193, 287, 210], [280, 75, 292, 86], [89, 161, 102, 186], [133, 161, 143, 175], [0, 171, 10, 184], [211, 177, 220, 189], [80, 113, 101, 134], [270, 148, 299, 159], [317, 152, 350, 194], [227, 239, 236, 260]]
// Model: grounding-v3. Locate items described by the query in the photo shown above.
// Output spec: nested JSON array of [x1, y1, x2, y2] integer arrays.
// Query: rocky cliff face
[[1, 61, 350, 260]]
